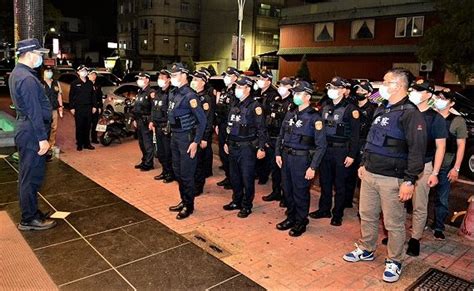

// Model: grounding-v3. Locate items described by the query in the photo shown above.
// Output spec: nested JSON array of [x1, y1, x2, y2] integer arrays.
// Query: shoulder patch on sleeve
[[255, 106, 262, 116], [203, 103, 209, 111], [352, 110, 360, 119], [190, 99, 198, 108], [315, 120, 323, 131]]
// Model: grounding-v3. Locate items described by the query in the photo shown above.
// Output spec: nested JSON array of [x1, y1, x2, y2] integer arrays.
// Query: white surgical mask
[[327, 89, 340, 100], [408, 91, 423, 105], [434, 98, 449, 110], [79, 70, 88, 78], [157, 79, 167, 88], [32, 53, 43, 68], [223, 75, 232, 87], [190, 80, 198, 91], [171, 77, 181, 87], [257, 80, 266, 89], [44, 71, 53, 79], [235, 88, 245, 100], [278, 87, 289, 97], [137, 79, 146, 88], [378, 85, 391, 100]]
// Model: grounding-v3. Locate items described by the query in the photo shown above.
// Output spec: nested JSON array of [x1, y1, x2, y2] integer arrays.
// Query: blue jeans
[[434, 165, 451, 231]]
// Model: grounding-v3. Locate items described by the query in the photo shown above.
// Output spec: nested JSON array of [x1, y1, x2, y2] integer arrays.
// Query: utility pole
[[13, 0, 44, 44], [236, 0, 245, 70]]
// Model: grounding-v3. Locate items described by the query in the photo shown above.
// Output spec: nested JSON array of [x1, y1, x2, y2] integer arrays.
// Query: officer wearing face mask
[[70, 65, 96, 151], [275, 81, 327, 237], [42, 66, 63, 160], [88, 70, 103, 144], [9, 38, 56, 230], [132, 72, 155, 171], [191, 69, 215, 196], [344, 80, 376, 208], [215, 67, 240, 190], [167, 63, 207, 220], [149, 69, 175, 183], [310, 77, 360, 226], [404, 78, 447, 257], [222, 76, 268, 218], [254, 69, 279, 185], [262, 77, 294, 206]]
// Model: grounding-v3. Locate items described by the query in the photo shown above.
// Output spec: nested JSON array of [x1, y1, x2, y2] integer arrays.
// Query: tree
[[152, 56, 163, 71], [296, 54, 311, 82], [248, 57, 261, 75], [417, 0, 473, 88], [182, 56, 196, 72], [207, 64, 217, 76]]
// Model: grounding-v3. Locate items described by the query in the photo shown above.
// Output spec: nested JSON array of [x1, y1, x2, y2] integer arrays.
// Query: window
[[351, 19, 375, 39], [141, 19, 148, 29], [395, 16, 424, 38], [141, 39, 148, 50], [257, 31, 279, 46], [181, 0, 190, 11], [142, 0, 152, 9], [163, 38, 169, 44], [120, 4, 124, 14], [314, 22, 334, 42], [258, 3, 281, 17], [184, 43, 192, 51]]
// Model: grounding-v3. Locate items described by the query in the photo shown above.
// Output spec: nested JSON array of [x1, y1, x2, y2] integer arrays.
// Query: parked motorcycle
[[97, 98, 136, 146]]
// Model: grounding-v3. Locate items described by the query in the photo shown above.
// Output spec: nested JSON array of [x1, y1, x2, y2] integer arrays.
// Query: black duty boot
[[262, 191, 282, 202], [406, 238, 420, 256]]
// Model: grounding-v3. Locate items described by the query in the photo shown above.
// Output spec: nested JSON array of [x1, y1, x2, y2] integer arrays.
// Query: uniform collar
[[297, 105, 313, 115], [17, 62, 36, 74], [332, 98, 347, 108], [239, 95, 253, 106], [386, 96, 409, 108]]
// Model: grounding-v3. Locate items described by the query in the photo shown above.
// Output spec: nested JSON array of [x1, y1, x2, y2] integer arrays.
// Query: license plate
[[96, 124, 107, 132]]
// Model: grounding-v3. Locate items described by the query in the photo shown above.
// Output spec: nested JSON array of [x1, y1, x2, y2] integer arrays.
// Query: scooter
[[97, 98, 136, 146]]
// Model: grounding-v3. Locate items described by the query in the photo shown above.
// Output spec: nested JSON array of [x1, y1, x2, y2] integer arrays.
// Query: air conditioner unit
[[420, 61, 433, 72]]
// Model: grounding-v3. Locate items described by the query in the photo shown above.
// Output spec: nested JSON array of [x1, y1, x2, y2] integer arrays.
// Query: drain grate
[[184, 231, 231, 259], [407, 268, 474, 291]]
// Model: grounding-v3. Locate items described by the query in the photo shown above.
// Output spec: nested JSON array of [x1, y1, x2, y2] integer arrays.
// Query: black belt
[[327, 141, 348, 148], [283, 146, 309, 156], [228, 139, 257, 148]]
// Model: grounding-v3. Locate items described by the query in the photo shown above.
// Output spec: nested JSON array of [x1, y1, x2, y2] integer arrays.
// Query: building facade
[[117, 0, 201, 70], [278, 0, 442, 85]]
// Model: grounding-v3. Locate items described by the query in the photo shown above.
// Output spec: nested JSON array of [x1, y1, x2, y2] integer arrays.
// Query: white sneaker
[[383, 259, 402, 283], [343, 243, 375, 262]]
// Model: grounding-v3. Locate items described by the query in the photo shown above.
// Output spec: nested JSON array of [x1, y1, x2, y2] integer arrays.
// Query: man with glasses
[[343, 68, 426, 283]]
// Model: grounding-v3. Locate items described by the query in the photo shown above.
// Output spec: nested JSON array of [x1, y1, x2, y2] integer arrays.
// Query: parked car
[[102, 82, 153, 113], [121, 71, 158, 84]]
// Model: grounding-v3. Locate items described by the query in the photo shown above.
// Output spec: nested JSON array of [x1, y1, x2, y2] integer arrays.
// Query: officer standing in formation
[[215, 67, 240, 190], [9, 38, 56, 230], [254, 70, 279, 185], [223, 76, 267, 218], [406, 78, 447, 256], [344, 80, 376, 208], [262, 77, 294, 205], [88, 70, 103, 144], [167, 63, 207, 220], [343, 68, 426, 283], [311, 77, 360, 226], [70, 65, 96, 151], [191, 69, 215, 196], [41, 66, 63, 159], [150, 69, 175, 183], [275, 81, 327, 236], [133, 72, 155, 171]]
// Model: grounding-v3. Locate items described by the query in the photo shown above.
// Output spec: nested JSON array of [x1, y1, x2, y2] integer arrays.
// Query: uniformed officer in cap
[[262, 77, 294, 205], [167, 63, 207, 219], [70, 65, 96, 151], [150, 69, 175, 183], [344, 80, 377, 208], [41, 66, 63, 159], [215, 67, 240, 189], [343, 68, 426, 283], [222, 76, 268, 218], [133, 72, 155, 171], [9, 38, 57, 230], [191, 69, 215, 196], [88, 69, 104, 144], [275, 81, 327, 237], [310, 76, 360, 226]]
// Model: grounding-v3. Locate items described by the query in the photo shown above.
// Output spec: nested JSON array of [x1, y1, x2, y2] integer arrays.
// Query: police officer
[[344, 80, 376, 208], [150, 69, 175, 183], [262, 77, 294, 205], [9, 38, 56, 230], [167, 63, 207, 219], [70, 65, 96, 151], [88, 70, 103, 144], [42, 66, 63, 159], [191, 69, 215, 195], [406, 78, 447, 257], [133, 72, 155, 171], [215, 67, 240, 189], [343, 68, 426, 283], [254, 69, 279, 185], [222, 76, 268, 218], [310, 77, 360, 226], [275, 81, 327, 237]]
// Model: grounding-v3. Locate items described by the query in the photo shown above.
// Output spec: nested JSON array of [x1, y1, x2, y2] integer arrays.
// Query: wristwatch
[[403, 181, 413, 186], [454, 167, 460, 172]]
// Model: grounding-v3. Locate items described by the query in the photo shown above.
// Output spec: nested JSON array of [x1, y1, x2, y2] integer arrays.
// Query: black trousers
[[203, 134, 213, 177], [154, 126, 173, 176], [217, 122, 229, 177], [344, 142, 364, 207], [195, 137, 213, 190], [229, 143, 257, 210], [137, 119, 154, 168], [75, 105, 92, 147], [267, 138, 282, 193], [90, 111, 99, 142]]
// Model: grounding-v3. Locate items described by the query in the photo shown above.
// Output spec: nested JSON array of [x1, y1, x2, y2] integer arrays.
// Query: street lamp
[[236, 0, 245, 70], [42, 27, 56, 47]]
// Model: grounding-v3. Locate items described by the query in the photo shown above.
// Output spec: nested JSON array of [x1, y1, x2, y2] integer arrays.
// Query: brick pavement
[[55, 112, 473, 290]]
